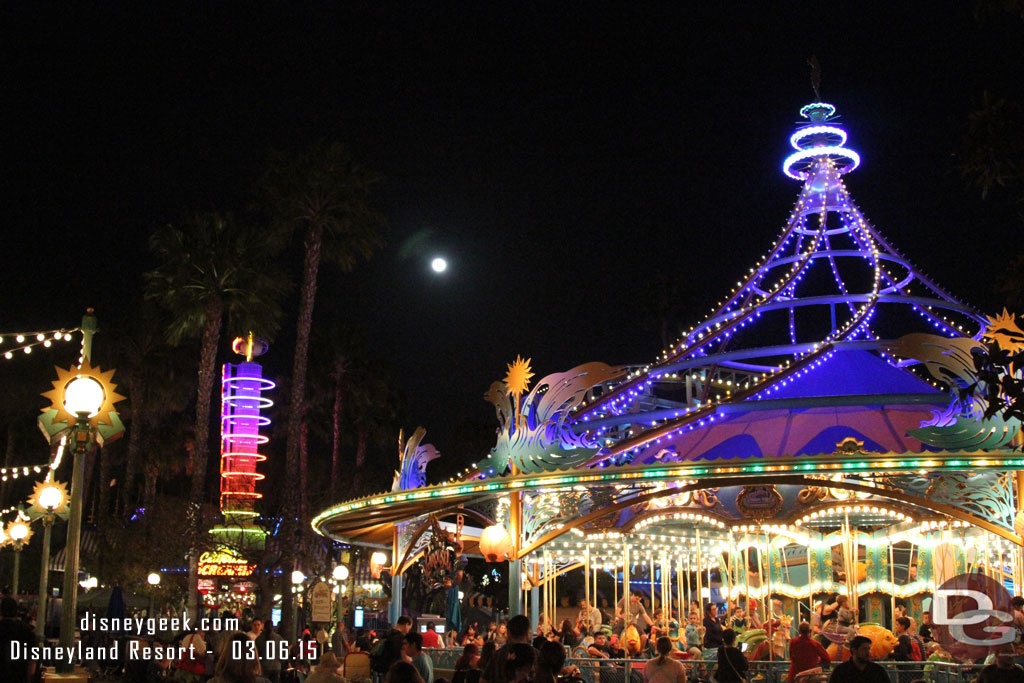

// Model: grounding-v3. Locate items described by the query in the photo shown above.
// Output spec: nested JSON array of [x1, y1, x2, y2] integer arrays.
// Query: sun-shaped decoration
[[984, 308, 1024, 355], [27, 479, 71, 520], [41, 359, 126, 431], [5, 518, 33, 546], [504, 356, 534, 397]]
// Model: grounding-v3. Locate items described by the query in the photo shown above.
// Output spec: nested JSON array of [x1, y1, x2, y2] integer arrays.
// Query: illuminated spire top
[[783, 102, 860, 180]]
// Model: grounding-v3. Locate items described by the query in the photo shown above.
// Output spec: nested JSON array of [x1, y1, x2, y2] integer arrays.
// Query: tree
[[144, 211, 287, 616], [260, 141, 384, 540]]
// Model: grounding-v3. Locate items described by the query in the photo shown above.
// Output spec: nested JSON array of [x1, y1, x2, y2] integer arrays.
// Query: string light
[[0, 328, 79, 361]]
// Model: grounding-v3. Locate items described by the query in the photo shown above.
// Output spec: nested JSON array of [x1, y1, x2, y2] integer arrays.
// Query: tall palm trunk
[[299, 419, 309, 528], [330, 379, 343, 493], [285, 223, 323, 525], [282, 221, 323, 640], [188, 297, 223, 619], [121, 403, 144, 516], [353, 427, 367, 492]]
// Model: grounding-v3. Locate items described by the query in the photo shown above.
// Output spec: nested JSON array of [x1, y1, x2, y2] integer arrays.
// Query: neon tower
[[210, 334, 274, 550], [572, 101, 986, 464]]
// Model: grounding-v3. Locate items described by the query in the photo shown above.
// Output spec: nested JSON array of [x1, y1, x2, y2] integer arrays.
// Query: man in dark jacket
[[829, 635, 889, 683], [373, 615, 412, 674]]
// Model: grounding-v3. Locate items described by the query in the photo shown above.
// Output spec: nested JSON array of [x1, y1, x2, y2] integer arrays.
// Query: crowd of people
[[8, 586, 1024, 683]]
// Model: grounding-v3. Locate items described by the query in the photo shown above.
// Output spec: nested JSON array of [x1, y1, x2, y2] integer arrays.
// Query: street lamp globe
[[147, 572, 161, 586], [291, 570, 305, 585], [370, 551, 387, 566], [333, 565, 349, 582], [63, 376, 105, 417], [9, 520, 30, 541], [39, 485, 65, 511]]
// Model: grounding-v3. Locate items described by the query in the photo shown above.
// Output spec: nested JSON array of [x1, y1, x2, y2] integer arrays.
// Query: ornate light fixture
[[479, 524, 513, 563]]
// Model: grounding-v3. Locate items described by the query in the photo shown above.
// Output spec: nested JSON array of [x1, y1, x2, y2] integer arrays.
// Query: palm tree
[[144, 211, 287, 615], [260, 142, 384, 534]]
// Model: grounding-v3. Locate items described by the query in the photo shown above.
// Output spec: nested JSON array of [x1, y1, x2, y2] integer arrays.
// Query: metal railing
[[423, 649, 986, 683]]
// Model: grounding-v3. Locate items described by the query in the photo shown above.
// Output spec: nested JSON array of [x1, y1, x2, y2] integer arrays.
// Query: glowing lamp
[[147, 572, 161, 586], [8, 520, 30, 541], [370, 551, 388, 566], [39, 485, 65, 510], [333, 565, 349, 581], [291, 570, 305, 585], [479, 524, 513, 563], [63, 376, 106, 417]]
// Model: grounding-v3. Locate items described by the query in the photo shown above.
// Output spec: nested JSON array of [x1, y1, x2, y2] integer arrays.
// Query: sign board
[[310, 581, 334, 624], [198, 548, 256, 577]]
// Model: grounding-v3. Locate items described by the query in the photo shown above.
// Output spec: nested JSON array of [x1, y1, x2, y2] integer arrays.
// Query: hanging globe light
[[478, 524, 513, 563]]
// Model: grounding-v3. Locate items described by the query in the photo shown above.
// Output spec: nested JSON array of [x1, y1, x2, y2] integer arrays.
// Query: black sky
[[1, 3, 1023, 455]]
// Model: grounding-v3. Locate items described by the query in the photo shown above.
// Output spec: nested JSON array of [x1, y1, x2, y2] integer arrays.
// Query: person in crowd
[[644, 636, 686, 683], [505, 643, 536, 683], [828, 634, 889, 683], [331, 621, 348, 658], [256, 622, 286, 683], [787, 621, 830, 683], [421, 623, 441, 648], [454, 643, 480, 671], [386, 660, 426, 683], [1012, 596, 1024, 639], [747, 599, 764, 630], [534, 640, 566, 683], [247, 619, 264, 642], [714, 629, 748, 683], [683, 611, 703, 657], [892, 616, 922, 659], [177, 627, 210, 680], [478, 640, 498, 674], [578, 598, 602, 632], [209, 632, 270, 683], [494, 621, 508, 646], [0, 597, 36, 683], [650, 609, 670, 640], [463, 624, 482, 647], [404, 631, 434, 683], [728, 606, 746, 632], [485, 622, 498, 642], [306, 651, 344, 683], [559, 618, 578, 648], [616, 590, 653, 634], [918, 610, 933, 643], [374, 615, 414, 675], [482, 614, 531, 683], [586, 631, 612, 659], [702, 602, 724, 650], [977, 645, 1024, 682], [832, 595, 857, 642]]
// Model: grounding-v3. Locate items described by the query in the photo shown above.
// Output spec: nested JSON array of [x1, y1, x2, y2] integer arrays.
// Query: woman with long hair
[[477, 640, 497, 673], [453, 643, 480, 671], [534, 641, 565, 683], [559, 619, 578, 648], [714, 629, 748, 683], [208, 632, 269, 683], [385, 661, 425, 683], [643, 637, 685, 683]]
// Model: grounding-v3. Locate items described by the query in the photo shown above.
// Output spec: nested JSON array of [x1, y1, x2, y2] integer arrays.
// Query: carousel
[[312, 100, 1024, 660]]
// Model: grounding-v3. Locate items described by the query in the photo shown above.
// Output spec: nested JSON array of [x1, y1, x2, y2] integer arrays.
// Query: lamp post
[[6, 517, 32, 597], [27, 480, 70, 642], [147, 572, 161, 618], [332, 564, 349, 627], [38, 310, 126, 674], [291, 569, 305, 644]]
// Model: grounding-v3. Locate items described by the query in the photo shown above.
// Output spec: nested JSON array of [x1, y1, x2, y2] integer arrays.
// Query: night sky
[[1, 3, 1023, 460]]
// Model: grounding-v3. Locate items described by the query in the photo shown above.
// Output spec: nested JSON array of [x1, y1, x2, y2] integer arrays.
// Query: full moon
[[431, 257, 448, 273]]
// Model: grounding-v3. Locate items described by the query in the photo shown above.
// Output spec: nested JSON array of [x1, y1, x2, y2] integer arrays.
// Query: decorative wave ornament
[[477, 361, 626, 476], [393, 426, 440, 492], [884, 332, 1022, 450]]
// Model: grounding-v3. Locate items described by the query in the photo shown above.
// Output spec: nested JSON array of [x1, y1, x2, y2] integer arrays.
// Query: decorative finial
[[807, 55, 822, 101]]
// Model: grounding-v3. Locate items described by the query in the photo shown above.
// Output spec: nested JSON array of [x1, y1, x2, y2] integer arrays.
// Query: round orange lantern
[[479, 524, 513, 562]]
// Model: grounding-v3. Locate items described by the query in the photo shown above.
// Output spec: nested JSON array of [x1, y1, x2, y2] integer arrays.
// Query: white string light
[[0, 328, 79, 360]]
